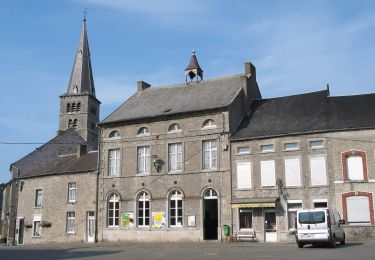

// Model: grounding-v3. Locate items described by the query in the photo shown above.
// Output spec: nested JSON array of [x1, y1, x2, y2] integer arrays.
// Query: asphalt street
[[0, 241, 374, 260]]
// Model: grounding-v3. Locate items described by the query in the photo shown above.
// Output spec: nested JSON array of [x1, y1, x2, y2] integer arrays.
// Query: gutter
[[95, 125, 101, 243]]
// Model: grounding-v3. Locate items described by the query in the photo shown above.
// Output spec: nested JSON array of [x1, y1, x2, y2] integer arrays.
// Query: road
[[0, 241, 374, 260]]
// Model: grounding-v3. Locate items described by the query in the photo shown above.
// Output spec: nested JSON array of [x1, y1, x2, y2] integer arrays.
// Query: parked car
[[295, 208, 345, 248]]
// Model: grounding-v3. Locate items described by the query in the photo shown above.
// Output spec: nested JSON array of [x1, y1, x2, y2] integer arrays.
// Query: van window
[[299, 211, 325, 224]]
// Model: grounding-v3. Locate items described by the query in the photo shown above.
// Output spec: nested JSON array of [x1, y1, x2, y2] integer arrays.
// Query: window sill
[[260, 187, 276, 190], [285, 186, 304, 189], [136, 172, 150, 176], [343, 180, 368, 183], [34, 206, 42, 209], [283, 148, 300, 152], [202, 168, 218, 172], [236, 188, 253, 191], [66, 232, 76, 235], [309, 185, 329, 188], [168, 170, 182, 174], [236, 152, 251, 155], [259, 151, 275, 154], [107, 174, 120, 177], [32, 235, 41, 238], [67, 201, 76, 204]]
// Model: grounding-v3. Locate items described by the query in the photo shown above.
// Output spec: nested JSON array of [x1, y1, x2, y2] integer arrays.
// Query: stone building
[[97, 53, 261, 242], [3, 17, 101, 245], [230, 90, 375, 242]]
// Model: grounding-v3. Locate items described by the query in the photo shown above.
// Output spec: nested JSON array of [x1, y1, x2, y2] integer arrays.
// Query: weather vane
[[83, 8, 87, 21]]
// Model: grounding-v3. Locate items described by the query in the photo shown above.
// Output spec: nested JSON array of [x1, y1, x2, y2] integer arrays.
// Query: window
[[284, 142, 298, 151], [309, 156, 327, 186], [239, 209, 252, 229], [202, 119, 216, 129], [203, 140, 217, 169], [309, 140, 324, 149], [68, 119, 73, 128], [107, 193, 120, 227], [35, 189, 43, 207], [73, 119, 78, 129], [313, 200, 328, 209], [68, 182, 76, 203], [66, 212, 75, 233], [236, 162, 252, 189], [137, 146, 150, 174], [342, 151, 367, 181], [108, 149, 120, 176], [204, 188, 218, 199], [72, 103, 77, 112], [287, 201, 303, 230], [109, 130, 120, 139], [137, 192, 150, 227], [260, 144, 274, 153], [33, 220, 41, 237], [237, 146, 250, 154], [260, 160, 276, 187], [137, 127, 150, 136], [168, 143, 182, 172], [67, 103, 71, 113], [168, 123, 182, 133], [77, 102, 81, 112], [169, 190, 183, 227], [73, 85, 78, 93], [284, 158, 301, 187], [344, 194, 373, 225]]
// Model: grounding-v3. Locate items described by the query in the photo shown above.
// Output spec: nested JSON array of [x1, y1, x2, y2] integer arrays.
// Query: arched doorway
[[203, 188, 218, 240]]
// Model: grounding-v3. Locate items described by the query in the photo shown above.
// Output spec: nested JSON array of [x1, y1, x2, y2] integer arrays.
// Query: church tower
[[59, 16, 100, 148]]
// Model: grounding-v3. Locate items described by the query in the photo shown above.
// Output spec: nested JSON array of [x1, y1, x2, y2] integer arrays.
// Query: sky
[[0, 0, 375, 183]]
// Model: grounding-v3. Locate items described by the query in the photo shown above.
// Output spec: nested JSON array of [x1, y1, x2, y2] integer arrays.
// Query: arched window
[[168, 123, 182, 133], [137, 192, 150, 227], [137, 127, 150, 136], [107, 193, 120, 227], [109, 131, 120, 139], [73, 119, 78, 129], [66, 103, 71, 113], [204, 188, 218, 199], [169, 190, 183, 227], [202, 119, 216, 129], [342, 151, 368, 181], [72, 103, 77, 112], [68, 119, 73, 129], [73, 85, 78, 94], [77, 102, 81, 112]]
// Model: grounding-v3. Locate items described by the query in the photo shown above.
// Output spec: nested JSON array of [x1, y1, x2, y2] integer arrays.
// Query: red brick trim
[[342, 192, 374, 225], [341, 150, 368, 181]]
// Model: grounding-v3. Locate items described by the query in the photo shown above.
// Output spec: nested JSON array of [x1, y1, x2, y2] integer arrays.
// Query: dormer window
[[202, 119, 216, 129], [137, 127, 150, 136], [109, 130, 120, 139], [168, 123, 182, 133]]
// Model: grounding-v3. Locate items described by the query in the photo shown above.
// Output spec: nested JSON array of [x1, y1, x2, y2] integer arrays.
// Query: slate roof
[[21, 151, 98, 179], [232, 90, 375, 140], [11, 129, 92, 178], [101, 74, 244, 124]]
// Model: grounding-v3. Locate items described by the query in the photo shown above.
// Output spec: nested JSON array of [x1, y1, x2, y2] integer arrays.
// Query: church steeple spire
[[66, 16, 96, 96], [185, 49, 203, 84]]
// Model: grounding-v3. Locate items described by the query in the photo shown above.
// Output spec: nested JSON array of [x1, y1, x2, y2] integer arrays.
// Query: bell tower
[[58, 16, 100, 148]]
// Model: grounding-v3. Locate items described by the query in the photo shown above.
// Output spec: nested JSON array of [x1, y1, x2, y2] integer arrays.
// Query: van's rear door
[[297, 210, 329, 240]]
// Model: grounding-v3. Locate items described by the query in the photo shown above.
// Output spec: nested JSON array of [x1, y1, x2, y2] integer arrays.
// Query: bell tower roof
[[185, 49, 203, 84], [66, 16, 96, 96]]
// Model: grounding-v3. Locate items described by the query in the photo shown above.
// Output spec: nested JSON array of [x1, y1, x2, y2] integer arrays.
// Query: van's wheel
[[341, 234, 346, 245], [330, 236, 336, 248], [297, 242, 304, 248]]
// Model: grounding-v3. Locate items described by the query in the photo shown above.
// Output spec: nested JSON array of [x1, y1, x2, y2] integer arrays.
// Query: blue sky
[[1, 0, 375, 183]]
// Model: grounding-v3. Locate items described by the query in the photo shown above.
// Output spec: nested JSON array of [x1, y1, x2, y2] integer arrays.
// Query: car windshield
[[299, 211, 325, 224]]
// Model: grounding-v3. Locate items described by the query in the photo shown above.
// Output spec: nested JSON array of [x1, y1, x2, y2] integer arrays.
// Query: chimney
[[244, 62, 256, 79], [137, 81, 151, 94], [77, 144, 87, 158]]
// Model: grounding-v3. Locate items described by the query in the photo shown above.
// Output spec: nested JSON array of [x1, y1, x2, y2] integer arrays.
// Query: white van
[[295, 209, 345, 248]]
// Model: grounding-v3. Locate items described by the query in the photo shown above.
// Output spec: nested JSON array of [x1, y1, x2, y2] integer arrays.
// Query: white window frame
[[260, 144, 274, 153], [33, 215, 41, 237], [137, 146, 150, 174], [169, 190, 183, 227], [66, 212, 75, 234], [309, 155, 327, 186], [202, 119, 216, 129], [284, 158, 302, 187], [260, 160, 276, 187], [35, 189, 43, 208], [283, 142, 299, 151], [309, 139, 325, 149], [68, 182, 76, 203], [168, 143, 182, 172], [346, 155, 364, 181], [108, 149, 120, 176], [137, 192, 150, 227], [237, 146, 250, 154], [168, 123, 182, 133], [107, 194, 120, 227], [109, 130, 120, 139], [203, 140, 217, 170], [236, 161, 252, 189], [137, 127, 150, 136]]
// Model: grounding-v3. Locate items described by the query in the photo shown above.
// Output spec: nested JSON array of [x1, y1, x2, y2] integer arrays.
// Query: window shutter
[[347, 196, 370, 224], [237, 162, 251, 189], [261, 160, 276, 187], [347, 156, 364, 180], [285, 158, 301, 187], [310, 157, 327, 186]]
